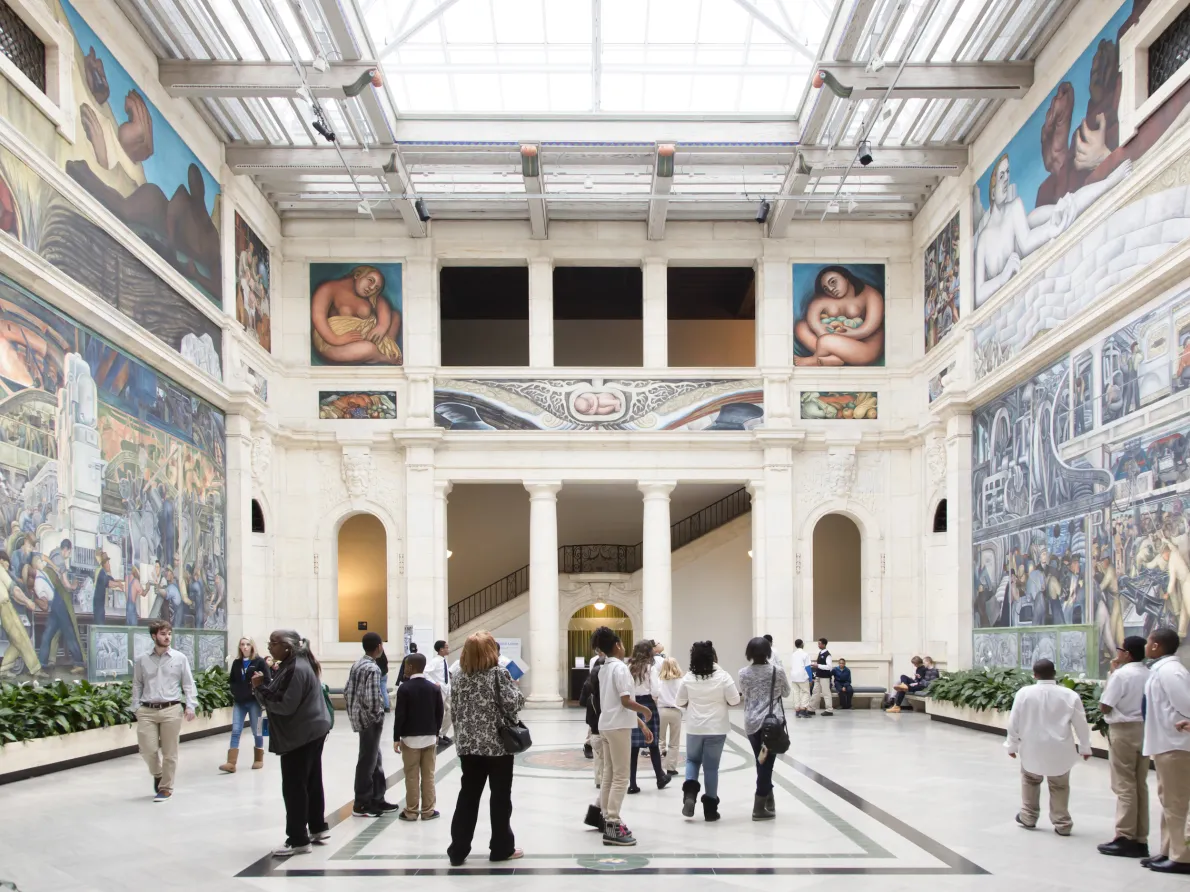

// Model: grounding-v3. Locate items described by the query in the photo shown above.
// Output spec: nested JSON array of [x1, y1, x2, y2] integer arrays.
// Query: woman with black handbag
[[738, 636, 791, 821], [447, 630, 526, 867]]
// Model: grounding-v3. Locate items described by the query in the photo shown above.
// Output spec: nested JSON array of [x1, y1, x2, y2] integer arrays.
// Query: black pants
[[748, 730, 775, 796], [630, 742, 664, 786], [448, 754, 515, 864], [895, 676, 922, 707], [837, 685, 853, 709], [354, 722, 386, 809], [280, 734, 329, 846]]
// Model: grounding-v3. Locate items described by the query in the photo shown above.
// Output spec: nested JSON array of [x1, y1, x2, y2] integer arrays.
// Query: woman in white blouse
[[676, 641, 741, 822], [627, 641, 671, 793], [656, 658, 683, 776]]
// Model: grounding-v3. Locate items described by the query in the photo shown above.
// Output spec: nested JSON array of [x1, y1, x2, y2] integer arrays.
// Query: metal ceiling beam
[[729, 0, 816, 62], [377, 0, 465, 58], [591, 0, 602, 112], [315, 0, 362, 57], [521, 145, 548, 239], [816, 61, 1034, 99], [834, 0, 880, 61], [647, 144, 675, 241], [380, 152, 427, 237], [158, 60, 378, 97], [797, 145, 966, 170], [767, 152, 811, 238]]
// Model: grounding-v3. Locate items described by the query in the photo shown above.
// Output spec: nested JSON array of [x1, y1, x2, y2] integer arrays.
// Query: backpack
[[760, 666, 790, 754], [322, 682, 335, 730]]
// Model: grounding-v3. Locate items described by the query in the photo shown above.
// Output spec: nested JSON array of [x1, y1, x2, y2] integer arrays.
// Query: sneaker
[[627, 785, 641, 794], [272, 842, 313, 857], [422, 810, 440, 821], [821, 711, 833, 716], [376, 801, 401, 813], [1015, 814, 1036, 830], [353, 807, 382, 818], [885, 706, 901, 714], [583, 744, 594, 760], [603, 822, 637, 847], [584, 804, 604, 829], [439, 736, 453, 746], [153, 776, 161, 794], [311, 830, 332, 845], [398, 811, 419, 821], [153, 790, 171, 803]]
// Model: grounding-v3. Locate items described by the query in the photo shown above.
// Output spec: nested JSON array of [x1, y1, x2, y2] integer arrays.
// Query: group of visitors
[[789, 637, 861, 715], [1004, 628, 1190, 875]]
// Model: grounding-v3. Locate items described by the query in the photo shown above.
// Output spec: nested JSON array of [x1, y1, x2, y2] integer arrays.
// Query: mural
[[0, 274, 226, 683], [799, 392, 878, 420], [234, 213, 270, 351], [1101, 305, 1171, 424], [929, 364, 955, 403], [434, 379, 763, 431], [319, 391, 397, 420], [310, 263, 402, 366], [792, 263, 885, 367], [924, 213, 960, 352], [241, 364, 268, 403]]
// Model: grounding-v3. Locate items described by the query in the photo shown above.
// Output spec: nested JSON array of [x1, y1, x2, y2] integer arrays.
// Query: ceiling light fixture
[[311, 52, 329, 73], [867, 56, 885, 73], [312, 117, 336, 143], [415, 198, 430, 222], [827, 199, 840, 213], [356, 199, 372, 216], [847, 197, 859, 213], [446, 550, 453, 559], [857, 139, 873, 166], [755, 200, 771, 224], [882, 104, 894, 121], [583, 177, 595, 190], [593, 601, 606, 611]]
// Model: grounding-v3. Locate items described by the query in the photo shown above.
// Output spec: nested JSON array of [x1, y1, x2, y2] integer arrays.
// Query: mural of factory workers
[[793, 264, 885, 367], [0, 273, 225, 682], [234, 213, 270, 351], [319, 391, 397, 420], [928, 364, 954, 403], [799, 392, 878, 420], [1100, 305, 1171, 424], [1174, 299, 1190, 393], [924, 213, 959, 352], [310, 263, 403, 366]]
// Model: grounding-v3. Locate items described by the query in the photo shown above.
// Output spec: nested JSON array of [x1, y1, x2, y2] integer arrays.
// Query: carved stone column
[[525, 481, 563, 704], [639, 481, 676, 649]]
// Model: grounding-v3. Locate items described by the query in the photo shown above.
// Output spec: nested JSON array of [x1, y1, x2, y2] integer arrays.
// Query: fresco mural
[[310, 263, 403, 366], [924, 213, 959, 352], [319, 391, 397, 420], [234, 213, 270, 351], [1100, 305, 1171, 424], [1072, 349, 1094, 436], [792, 263, 885, 367], [928, 363, 954, 403], [434, 379, 763, 431], [799, 391, 877, 420], [0, 273, 226, 683]]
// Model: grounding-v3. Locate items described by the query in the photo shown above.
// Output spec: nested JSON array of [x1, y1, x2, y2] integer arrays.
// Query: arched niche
[[932, 499, 948, 533], [812, 513, 862, 641], [337, 513, 388, 642]]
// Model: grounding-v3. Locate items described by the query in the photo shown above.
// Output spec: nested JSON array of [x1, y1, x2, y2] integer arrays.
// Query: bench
[[830, 685, 887, 710]]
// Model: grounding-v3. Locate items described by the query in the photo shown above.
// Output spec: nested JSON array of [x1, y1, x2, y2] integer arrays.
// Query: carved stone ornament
[[341, 451, 374, 498], [926, 441, 947, 486], [826, 450, 857, 499], [250, 435, 273, 482]]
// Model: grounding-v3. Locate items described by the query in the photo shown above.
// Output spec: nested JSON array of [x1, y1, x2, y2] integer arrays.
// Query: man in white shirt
[[425, 640, 453, 745], [1142, 628, 1190, 874], [1005, 658, 1092, 835], [811, 638, 834, 716], [1097, 636, 1151, 859], [791, 639, 812, 718], [132, 619, 197, 802]]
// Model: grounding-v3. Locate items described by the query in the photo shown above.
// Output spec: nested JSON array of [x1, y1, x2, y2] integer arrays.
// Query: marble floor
[[0, 708, 1184, 891]]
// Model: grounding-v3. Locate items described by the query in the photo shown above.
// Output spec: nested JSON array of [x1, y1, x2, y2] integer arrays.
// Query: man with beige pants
[[132, 619, 196, 802], [1142, 628, 1190, 874], [1005, 658, 1092, 835], [1097, 635, 1150, 859]]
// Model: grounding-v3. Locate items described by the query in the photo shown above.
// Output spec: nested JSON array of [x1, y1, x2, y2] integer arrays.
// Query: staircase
[[448, 487, 751, 631]]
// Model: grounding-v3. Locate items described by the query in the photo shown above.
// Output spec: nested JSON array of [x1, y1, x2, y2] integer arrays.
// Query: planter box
[[925, 698, 1111, 755], [0, 706, 234, 785]]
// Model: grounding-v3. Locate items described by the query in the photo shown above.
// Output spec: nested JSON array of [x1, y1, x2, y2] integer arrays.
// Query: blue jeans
[[230, 700, 264, 748], [380, 674, 390, 710], [748, 729, 776, 796], [684, 733, 726, 798], [37, 596, 84, 667]]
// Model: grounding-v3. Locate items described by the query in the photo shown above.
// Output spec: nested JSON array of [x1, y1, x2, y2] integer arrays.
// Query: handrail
[[448, 487, 751, 631]]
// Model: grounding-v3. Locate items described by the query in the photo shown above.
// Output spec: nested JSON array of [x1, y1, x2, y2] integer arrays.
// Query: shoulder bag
[[493, 669, 532, 754], [760, 665, 790, 754]]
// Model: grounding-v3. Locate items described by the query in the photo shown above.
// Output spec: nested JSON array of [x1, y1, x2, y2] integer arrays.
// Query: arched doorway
[[812, 514, 861, 641], [338, 514, 387, 642], [567, 603, 633, 670]]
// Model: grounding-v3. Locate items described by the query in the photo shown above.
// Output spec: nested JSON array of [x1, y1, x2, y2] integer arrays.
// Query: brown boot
[[252, 747, 265, 769], [219, 748, 238, 773]]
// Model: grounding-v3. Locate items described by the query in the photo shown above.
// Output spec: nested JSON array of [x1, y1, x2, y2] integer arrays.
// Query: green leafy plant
[[929, 667, 1106, 735], [0, 666, 233, 745]]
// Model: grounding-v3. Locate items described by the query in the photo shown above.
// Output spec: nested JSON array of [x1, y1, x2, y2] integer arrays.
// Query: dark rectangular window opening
[[1149, 4, 1190, 95], [554, 267, 643, 367], [667, 267, 756, 367], [440, 266, 529, 366], [0, 1, 46, 93]]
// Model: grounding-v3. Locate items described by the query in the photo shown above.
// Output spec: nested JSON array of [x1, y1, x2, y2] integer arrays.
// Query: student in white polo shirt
[[1142, 628, 1190, 874], [1097, 635, 1150, 859]]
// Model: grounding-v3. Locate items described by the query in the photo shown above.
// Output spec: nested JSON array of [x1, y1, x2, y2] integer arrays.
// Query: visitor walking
[[251, 630, 332, 857], [657, 656, 683, 776], [676, 641, 740, 822], [810, 638, 834, 716], [739, 636, 790, 820], [447, 631, 525, 866], [1141, 628, 1190, 874], [345, 632, 397, 818], [627, 640, 671, 793], [426, 639, 453, 745], [132, 619, 197, 802], [1004, 658, 1092, 835], [220, 637, 270, 773], [832, 658, 854, 710], [393, 651, 444, 820], [1097, 635, 1151, 858], [790, 638, 812, 717]]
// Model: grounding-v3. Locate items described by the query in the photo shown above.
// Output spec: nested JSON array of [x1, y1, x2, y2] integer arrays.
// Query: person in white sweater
[[676, 641, 740, 822], [656, 657, 683, 776]]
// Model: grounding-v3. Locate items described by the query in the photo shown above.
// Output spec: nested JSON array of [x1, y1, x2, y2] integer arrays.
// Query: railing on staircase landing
[[448, 487, 751, 631]]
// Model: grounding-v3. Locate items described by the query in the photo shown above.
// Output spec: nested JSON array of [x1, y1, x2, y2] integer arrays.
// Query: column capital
[[637, 481, 676, 499], [433, 480, 453, 498], [745, 479, 764, 498], [528, 256, 554, 269], [524, 481, 562, 498]]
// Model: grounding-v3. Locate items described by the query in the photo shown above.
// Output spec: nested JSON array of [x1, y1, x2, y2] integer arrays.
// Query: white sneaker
[[272, 843, 313, 857], [311, 830, 332, 845]]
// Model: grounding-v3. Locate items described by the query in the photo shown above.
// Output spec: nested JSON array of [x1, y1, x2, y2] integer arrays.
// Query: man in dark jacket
[[392, 652, 444, 820], [345, 632, 399, 817]]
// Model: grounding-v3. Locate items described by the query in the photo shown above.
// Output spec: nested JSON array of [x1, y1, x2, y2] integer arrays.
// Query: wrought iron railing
[[448, 487, 751, 631]]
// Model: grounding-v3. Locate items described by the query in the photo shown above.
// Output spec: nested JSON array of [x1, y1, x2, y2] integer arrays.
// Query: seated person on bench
[[888, 656, 939, 712], [832, 659, 854, 710]]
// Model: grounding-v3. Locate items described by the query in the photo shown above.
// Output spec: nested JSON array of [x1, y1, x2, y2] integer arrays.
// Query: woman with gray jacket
[[252, 629, 332, 857], [738, 637, 791, 821]]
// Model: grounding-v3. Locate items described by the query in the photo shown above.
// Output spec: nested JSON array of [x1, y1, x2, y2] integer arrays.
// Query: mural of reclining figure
[[794, 266, 884, 367], [310, 265, 403, 365]]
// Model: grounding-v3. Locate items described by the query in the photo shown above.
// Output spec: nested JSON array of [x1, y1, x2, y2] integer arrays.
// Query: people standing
[[395, 641, 418, 686], [448, 631, 525, 866], [344, 632, 397, 818], [832, 658, 854, 710], [1097, 635, 1150, 858], [1141, 628, 1190, 874], [656, 656, 683, 776], [426, 639, 453, 745], [763, 634, 783, 669], [251, 630, 332, 857], [676, 641, 740, 821], [375, 644, 391, 714], [131, 619, 197, 802], [221, 637, 270, 773], [627, 640, 671, 794], [811, 638, 834, 716], [580, 653, 606, 810], [790, 638, 812, 717], [393, 651, 444, 821], [739, 636, 790, 820], [1004, 658, 1092, 835]]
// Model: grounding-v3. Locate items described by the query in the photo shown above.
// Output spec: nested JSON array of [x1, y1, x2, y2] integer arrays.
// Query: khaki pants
[[1155, 750, 1190, 863], [811, 677, 832, 712], [1020, 769, 1071, 833], [136, 704, 183, 793], [659, 708, 682, 772], [599, 728, 632, 824], [441, 698, 453, 738], [590, 732, 603, 788], [0, 601, 40, 675], [791, 681, 810, 710], [400, 743, 437, 816], [1107, 721, 1149, 841]]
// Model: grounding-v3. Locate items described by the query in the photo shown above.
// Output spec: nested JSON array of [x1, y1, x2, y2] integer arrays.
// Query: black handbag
[[494, 669, 532, 754], [760, 665, 790, 755]]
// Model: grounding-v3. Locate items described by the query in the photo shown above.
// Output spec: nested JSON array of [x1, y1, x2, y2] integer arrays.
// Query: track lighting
[[826, 199, 840, 213], [847, 197, 859, 213], [311, 53, 329, 73], [866, 56, 885, 73], [415, 198, 430, 222], [755, 200, 771, 224], [858, 140, 873, 166], [357, 200, 372, 216], [312, 118, 336, 142]]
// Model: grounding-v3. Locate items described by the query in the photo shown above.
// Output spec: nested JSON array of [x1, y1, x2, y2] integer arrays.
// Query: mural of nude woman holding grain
[[309, 263, 403, 366]]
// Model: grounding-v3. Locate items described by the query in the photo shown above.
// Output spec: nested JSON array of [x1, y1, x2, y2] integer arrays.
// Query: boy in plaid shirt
[[344, 632, 398, 817]]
